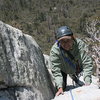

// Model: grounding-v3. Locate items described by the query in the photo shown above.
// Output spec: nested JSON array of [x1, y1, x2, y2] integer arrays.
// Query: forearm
[[83, 58, 93, 84], [52, 70, 63, 89]]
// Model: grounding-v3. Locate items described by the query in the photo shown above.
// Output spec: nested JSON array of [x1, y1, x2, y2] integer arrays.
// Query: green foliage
[[0, 0, 99, 54]]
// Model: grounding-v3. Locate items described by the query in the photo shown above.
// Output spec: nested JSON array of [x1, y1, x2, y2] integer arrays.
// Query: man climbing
[[50, 26, 93, 96]]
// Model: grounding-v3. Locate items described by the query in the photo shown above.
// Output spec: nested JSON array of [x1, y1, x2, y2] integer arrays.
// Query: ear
[[71, 35, 76, 41]]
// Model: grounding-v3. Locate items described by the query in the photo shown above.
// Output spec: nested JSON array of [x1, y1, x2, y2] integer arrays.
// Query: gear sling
[[57, 41, 83, 86]]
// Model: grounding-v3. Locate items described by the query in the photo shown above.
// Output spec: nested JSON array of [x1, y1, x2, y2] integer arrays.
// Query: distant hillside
[[0, 0, 100, 54]]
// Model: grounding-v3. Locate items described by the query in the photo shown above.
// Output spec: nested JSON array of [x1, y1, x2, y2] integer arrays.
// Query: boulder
[[83, 19, 100, 86], [43, 54, 56, 87], [53, 84, 100, 100], [52, 76, 100, 100], [0, 21, 54, 100]]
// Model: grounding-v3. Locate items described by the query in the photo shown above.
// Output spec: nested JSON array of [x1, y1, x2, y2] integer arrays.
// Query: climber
[[50, 26, 93, 96]]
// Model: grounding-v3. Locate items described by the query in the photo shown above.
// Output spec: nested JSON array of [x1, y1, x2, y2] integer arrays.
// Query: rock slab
[[0, 21, 54, 100]]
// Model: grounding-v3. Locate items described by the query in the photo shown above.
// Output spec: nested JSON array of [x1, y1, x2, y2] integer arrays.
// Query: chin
[[65, 48, 72, 51], [65, 48, 70, 51]]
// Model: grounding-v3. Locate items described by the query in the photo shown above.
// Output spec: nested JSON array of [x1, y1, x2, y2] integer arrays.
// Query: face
[[59, 36, 74, 51]]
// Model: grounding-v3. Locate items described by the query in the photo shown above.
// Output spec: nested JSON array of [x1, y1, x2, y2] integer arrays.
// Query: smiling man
[[50, 26, 93, 96]]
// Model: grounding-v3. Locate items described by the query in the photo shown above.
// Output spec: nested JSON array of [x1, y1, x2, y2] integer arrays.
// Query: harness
[[57, 41, 83, 86]]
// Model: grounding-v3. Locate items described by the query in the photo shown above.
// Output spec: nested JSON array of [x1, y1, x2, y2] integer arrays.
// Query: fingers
[[55, 88, 64, 96], [85, 83, 90, 86], [55, 91, 60, 96], [83, 83, 90, 86], [55, 91, 64, 96]]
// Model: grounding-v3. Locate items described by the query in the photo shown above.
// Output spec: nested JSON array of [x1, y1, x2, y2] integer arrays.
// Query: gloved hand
[[55, 88, 64, 96]]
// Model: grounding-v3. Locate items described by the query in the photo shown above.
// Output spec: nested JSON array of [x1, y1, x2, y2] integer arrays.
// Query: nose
[[62, 42, 73, 50]]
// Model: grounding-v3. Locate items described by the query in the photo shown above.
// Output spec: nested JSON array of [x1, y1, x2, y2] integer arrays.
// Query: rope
[[69, 89, 75, 100]]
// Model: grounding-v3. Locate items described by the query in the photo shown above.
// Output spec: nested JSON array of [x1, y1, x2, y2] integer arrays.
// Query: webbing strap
[[60, 49, 76, 70], [57, 41, 76, 70], [69, 89, 75, 100]]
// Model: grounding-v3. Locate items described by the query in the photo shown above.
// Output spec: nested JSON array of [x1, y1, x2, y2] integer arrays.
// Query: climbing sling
[[60, 47, 83, 86], [57, 41, 83, 86]]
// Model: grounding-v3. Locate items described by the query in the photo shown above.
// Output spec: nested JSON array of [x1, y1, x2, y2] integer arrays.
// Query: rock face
[[82, 18, 100, 86], [0, 21, 54, 100], [43, 54, 55, 87], [86, 19, 100, 70], [53, 85, 100, 100], [52, 76, 100, 100]]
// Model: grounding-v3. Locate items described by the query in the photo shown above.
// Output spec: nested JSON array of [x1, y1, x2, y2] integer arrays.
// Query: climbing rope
[[69, 89, 75, 100]]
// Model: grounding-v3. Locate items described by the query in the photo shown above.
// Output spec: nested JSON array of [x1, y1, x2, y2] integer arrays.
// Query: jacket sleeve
[[50, 49, 63, 89], [79, 40, 93, 84]]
